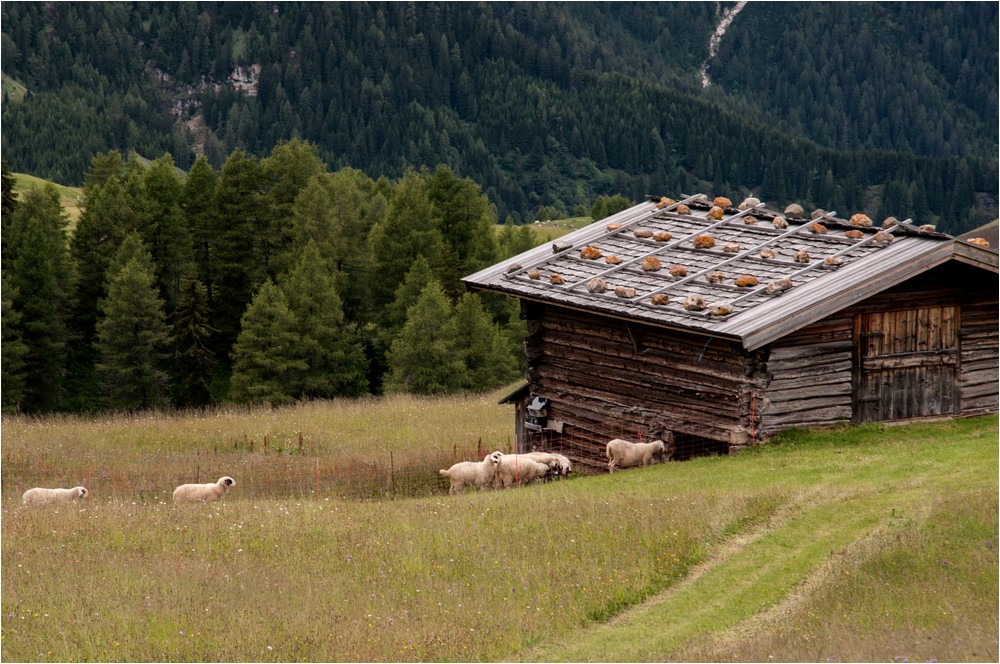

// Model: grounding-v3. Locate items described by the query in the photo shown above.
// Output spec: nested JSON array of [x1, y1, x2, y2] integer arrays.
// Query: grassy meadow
[[1, 392, 996, 662]]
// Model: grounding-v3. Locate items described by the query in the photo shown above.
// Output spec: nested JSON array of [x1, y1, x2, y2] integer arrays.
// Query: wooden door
[[855, 306, 960, 422]]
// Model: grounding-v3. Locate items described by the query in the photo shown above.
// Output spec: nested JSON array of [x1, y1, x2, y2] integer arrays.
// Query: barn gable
[[465, 195, 998, 468]]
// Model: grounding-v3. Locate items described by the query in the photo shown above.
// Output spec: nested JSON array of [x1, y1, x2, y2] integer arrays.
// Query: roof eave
[[726, 240, 992, 351]]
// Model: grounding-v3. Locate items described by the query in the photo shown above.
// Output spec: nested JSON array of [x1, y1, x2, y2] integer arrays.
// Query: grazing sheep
[[494, 455, 555, 489], [606, 438, 667, 473], [439, 451, 503, 495], [22, 486, 88, 506], [173, 476, 236, 504], [519, 452, 572, 477]]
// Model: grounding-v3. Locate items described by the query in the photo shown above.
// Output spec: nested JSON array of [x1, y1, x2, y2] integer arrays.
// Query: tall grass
[[1, 393, 520, 503], [1, 395, 996, 662]]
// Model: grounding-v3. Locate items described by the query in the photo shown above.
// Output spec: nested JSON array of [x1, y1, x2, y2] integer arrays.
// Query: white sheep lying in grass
[[606, 439, 666, 473], [22, 486, 88, 506], [439, 451, 503, 495], [173, 476, 235, 504], [519, 451, 572, 477], [493, 455, 558, 489]]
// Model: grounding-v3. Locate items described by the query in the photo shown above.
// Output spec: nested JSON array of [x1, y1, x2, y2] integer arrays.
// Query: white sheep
[[606, 439, 666, 473], [172, 476, 235, 504], [519, 451, 572, 477], [494, 455, 557, 489], [439, 451, 503, 495], [22, 486, 89, 506]]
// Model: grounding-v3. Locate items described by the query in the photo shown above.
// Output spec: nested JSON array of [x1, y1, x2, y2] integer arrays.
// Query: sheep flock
[[18, 436, 671, 505]]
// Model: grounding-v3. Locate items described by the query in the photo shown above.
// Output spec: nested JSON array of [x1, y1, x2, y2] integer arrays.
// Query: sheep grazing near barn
[[606, 438, 667, 473], [493, 455, 556, 489], [518, 452, 572, 477], [439, 451, 503, 495], [173, 476, 236, 504], [22, 486, 88, 506]]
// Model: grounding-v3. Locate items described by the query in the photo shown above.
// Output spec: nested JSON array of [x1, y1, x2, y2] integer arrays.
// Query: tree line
[[1, 143, 551, 414], [2, 2, 996, 232]]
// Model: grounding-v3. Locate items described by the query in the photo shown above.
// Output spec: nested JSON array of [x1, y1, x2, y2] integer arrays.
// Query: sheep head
[[219, 476, 236, 488]]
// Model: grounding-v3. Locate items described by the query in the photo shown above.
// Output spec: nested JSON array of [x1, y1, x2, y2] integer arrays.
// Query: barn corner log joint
[[467, 196, 999, 470]]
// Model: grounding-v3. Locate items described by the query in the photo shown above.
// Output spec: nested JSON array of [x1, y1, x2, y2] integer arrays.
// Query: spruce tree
[[1, 160, 18, 216], [368, 169, 444, 310], [1, 275, 29, 411], [383, 280, 465, 394], [4, 186, 75, 412], [449, 292, 520, 390], [182, 156, 219, 297], [142, 154, 194, 314], [173, 276, 216, 407], [282, 167, 386, 324], [279, 241, 368, 398], [71, 174, 139, 344], [94, 239, 172, 411], [229, 280, 306, 405], [213, 149, 273, 351]]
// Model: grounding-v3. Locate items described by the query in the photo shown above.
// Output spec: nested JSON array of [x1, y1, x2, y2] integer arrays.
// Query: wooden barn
[[464, 195, 999, 470]]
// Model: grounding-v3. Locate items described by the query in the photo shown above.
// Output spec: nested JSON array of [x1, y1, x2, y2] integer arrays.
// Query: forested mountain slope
[[1, 2, 997, 232]]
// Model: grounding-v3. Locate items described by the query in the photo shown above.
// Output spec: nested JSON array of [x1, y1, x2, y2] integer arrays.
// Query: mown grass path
[[525, 418, 997, 662], [527, 489, 904, 661]]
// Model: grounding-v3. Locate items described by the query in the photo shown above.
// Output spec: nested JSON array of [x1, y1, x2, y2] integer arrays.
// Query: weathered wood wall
[[522, 302, 767, 469], [516, 258, 996, 466], [761, 260, 997, 434], [958, 295, 999, 416], [759, 316, 854, 436]]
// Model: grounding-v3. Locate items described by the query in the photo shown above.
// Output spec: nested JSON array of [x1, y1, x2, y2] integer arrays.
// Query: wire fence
[[1, 419, 737, 507]]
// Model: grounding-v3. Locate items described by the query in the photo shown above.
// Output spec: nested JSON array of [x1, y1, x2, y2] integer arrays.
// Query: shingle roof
[[464, 194, 999, 350]]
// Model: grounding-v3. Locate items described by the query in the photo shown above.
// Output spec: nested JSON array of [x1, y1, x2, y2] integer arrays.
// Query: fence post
[[87, 466, 92, 503], [315, 458, 320, 498], [389, 451, 395, 496]]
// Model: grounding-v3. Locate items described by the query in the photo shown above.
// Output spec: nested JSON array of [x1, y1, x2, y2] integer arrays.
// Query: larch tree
[[368, 169, 444, 310], [212, 149, 273, 351], [71, 174, 140, 345], [383, 280, 465, 395], [229, 279, 306, 405], [94, 234, 172, 410], [278, 241, 368, 398], [3, 186, 75, 412], [449, 292, 520, 390], [181, 155, 219, 302], [1, 274, 29, 411], [173, 276, 216, 407]]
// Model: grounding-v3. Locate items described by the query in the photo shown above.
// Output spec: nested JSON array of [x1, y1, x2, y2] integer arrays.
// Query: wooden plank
[[768, 366, 852, 391], [961, 380, 1000, 400], [862, 351, 958, 371], [768, 341, 855, 362], [762, 405, 853, 428], [767, 381, 852, 403], [763, 394, 853, 417]]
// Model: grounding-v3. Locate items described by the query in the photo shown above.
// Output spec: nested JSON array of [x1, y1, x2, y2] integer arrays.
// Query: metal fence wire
[[1, 422, 734, 506]]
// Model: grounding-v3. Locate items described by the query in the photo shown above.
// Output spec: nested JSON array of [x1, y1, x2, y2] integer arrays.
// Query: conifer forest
[[1, 2, 997, 413]]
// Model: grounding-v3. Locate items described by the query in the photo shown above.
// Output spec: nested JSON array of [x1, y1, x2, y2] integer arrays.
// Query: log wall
[[522, 303, 767, 469], [517, 258, 996, 466], [761, 260, 997, 434], [959, 296, 999, 416]]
